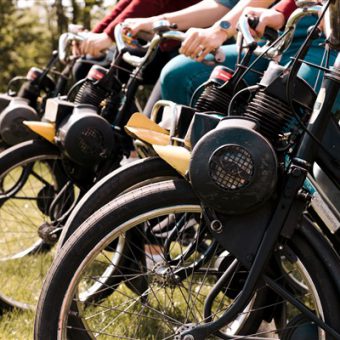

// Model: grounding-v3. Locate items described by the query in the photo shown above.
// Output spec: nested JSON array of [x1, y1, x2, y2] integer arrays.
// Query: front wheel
[[34, 179, 340, 339]]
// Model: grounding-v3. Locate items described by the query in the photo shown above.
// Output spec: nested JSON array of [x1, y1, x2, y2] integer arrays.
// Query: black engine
[[53, 64, 122, 166], [57, 105, 115, 166], [189, 62, 316, 215], [0, 97, 39, 145], [190, 118, 278, 214]]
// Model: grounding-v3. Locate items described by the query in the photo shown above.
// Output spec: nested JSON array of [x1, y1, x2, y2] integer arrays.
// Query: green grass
[[0, 309, 35, 340], [0, 159, 69, 339]]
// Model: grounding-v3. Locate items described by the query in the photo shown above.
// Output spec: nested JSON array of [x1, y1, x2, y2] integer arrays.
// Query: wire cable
[[285, 0, 339, 164]]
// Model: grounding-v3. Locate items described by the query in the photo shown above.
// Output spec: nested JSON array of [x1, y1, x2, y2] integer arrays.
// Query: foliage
[[0, 0, 113, 92]]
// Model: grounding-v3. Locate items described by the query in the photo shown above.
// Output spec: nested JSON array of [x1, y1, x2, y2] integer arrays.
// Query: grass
[[0, 159, 69, 339], [0, 309, 35, 340]]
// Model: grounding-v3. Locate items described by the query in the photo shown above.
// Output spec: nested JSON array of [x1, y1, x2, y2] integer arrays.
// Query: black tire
[[0, 139, 73, 309], [56, 157, 180, 304], [57, 157, 179, 250], [34, 179, 340, 340]]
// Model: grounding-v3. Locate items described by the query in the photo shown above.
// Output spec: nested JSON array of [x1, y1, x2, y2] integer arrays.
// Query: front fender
[[23, 121, 56, 143], [125, 112, 191, 176]]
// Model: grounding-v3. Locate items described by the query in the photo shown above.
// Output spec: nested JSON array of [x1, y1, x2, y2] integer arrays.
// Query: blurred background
[[0, 0, 115, 92]]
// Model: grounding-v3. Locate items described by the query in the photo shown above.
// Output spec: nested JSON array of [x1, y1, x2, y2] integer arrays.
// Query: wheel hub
[[151, 262, 181, 287], [174, 323, 196, 340], [38, 222, 60, 245]]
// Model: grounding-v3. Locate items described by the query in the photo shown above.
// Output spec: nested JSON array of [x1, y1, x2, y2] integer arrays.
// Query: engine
[[57, 105, 115, 166], [55, 64, 122, 166], [189, 62, 316, 215], [0, 97, 39, 145], [194, 66, 247, 115]]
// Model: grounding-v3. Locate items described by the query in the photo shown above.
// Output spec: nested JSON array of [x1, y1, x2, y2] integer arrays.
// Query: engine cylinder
[[74, 65, 109, 109], [244, 89, 296, 145], [194, 66, 247, 115], [194, 66, 234, 114]]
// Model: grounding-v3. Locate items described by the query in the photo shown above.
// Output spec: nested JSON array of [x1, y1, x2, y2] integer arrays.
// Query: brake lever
[[247, 16, 279, 42]]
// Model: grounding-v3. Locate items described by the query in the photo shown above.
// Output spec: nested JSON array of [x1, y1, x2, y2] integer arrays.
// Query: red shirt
[[273, 0, 298, 21], [93, 0, 200, 40]]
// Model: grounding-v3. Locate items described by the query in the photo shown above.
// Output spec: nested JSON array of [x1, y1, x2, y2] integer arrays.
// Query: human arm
[[241, 0, 297, 39], [80, 0, 200, 56], [273, 0, 298, 22], [97, 0, 201, 39], [123, 0, 230, 36], [79, 0, 132, 56], [180, 0, 275, 61], [78, 32, 114, 57], [92, 0, 132, 35]]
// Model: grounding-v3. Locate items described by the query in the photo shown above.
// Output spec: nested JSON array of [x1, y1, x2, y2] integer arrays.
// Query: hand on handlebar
[[179, 26, 228, 63], [122, 17, 158, 37], [71, 40, 82, 58], [79, 32, 113, 57], [242, 7, 285, 39]]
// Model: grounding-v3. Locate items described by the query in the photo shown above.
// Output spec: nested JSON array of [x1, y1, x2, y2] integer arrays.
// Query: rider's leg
[[160, 43, 270, 106]]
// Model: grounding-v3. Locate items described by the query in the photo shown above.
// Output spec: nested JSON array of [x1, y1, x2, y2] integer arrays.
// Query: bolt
[[173, 274, 181, 284], [210, 219, 223, 233], [183, 335, 194, 340]]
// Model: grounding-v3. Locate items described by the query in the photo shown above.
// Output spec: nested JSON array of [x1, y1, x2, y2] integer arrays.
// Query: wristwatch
[[219, 20, 231, 31], [216, 20, 231, 40]]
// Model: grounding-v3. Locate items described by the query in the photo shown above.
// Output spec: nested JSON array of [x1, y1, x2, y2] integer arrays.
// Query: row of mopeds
[[0, 1, 340, 339]]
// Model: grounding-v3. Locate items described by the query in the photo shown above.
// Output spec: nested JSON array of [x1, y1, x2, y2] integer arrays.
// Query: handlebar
[[238, 4, 322, 60], [248, 17, 279, 43], [114, 24, 151, 57], [238, 16, 259, 50], [279, 5, 321, 54], [58, 31, 90, 63], [114, 21, 226, 68]]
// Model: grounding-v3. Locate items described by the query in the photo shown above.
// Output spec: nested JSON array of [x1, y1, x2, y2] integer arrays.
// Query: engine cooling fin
[[74, 81, 107, 109], [194, 84, 232, 114], [244, 90, 293, 144]]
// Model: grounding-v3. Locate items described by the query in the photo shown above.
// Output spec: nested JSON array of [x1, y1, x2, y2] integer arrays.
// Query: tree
[[0, 0, 51, 91], [83, 0, 104, 30], [70, 0, 81, 24], [55, 0, 69, 36], [0, 0, 111, 92]]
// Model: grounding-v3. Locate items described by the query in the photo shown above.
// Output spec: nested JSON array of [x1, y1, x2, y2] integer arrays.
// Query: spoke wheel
[[35, 180, 278, 340], [0, 141, 75, 308], [36, 180, 340, 339]]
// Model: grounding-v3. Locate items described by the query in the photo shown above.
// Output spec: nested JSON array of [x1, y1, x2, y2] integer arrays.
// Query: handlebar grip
[[213, 48, 226, 63], [248, 17, 279, 42], [115, 24, 149, 55]]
